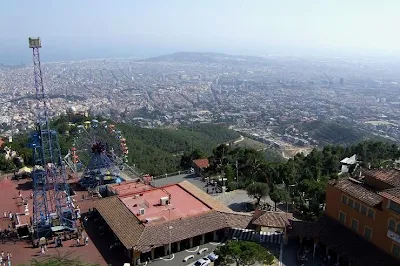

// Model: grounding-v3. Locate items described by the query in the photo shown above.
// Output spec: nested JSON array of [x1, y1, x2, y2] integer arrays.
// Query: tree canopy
[[215, 240, 275, 266], [269, 185, 290, 211], [206, 140, 400, 221], [246, 182, 269, 205]]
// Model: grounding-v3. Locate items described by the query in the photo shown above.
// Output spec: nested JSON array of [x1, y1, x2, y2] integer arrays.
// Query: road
[[149, 242, 222, 266]]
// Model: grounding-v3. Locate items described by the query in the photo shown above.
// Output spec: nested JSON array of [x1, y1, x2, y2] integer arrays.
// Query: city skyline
[[2, 0, 400, 64]]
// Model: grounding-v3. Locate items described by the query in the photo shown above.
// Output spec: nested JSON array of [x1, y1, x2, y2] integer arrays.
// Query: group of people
[[0, 251, 12, 266]]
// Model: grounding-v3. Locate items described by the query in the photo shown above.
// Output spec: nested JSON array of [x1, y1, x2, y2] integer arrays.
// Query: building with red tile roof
[[94, 180, 254, 265], [323, 168, 400, 263], [192, 158, 209, 176]]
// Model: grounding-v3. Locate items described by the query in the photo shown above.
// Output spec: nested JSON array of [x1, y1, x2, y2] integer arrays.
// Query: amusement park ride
[[72, 120, 129, 190], [28, 37, 76, 239], [27, 37, 137, 240]]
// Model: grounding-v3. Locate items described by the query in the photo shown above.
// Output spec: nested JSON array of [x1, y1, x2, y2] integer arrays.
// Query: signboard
[[387, 230, 400, 244]]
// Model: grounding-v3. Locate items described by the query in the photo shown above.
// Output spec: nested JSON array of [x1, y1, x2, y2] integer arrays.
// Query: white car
[[194, 258, 211, 266], [207, 252, 219, 261]]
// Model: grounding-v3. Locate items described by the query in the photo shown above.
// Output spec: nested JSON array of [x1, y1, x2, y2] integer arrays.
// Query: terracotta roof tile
[[329, 179, 382, 206], [135, 210, 227, 252], [363, 168, 400, 187], [220, 211, 253, 229], [193, 158, 209, 169], [252, 211, 293, 228], [178, 181, 232, 212], [94, 196, 145, 249], [379, 187, 400, 204]]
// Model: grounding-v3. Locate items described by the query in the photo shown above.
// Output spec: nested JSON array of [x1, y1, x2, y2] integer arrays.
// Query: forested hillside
[[5, 117, 241, 175], [116, 123, 240, 174], [301, 120, 372, 145]]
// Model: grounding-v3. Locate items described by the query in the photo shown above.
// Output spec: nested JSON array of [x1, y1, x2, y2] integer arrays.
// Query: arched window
[[388, 218, 396, 231]]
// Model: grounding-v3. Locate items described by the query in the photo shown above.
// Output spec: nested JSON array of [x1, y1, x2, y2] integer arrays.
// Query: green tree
[[269, 186, 290, 211], [180, 149, 206, 169], [0, 155, 15, 172], [246, 182, 269, 205], [215, 240, 274, 266]]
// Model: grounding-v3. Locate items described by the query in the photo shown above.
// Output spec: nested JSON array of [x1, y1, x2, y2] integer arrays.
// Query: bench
[[198, 248, 208, 254], [183, 255, 194, 262]]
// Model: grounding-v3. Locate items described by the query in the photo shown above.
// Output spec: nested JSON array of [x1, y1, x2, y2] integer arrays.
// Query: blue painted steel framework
[[28, 38, 76, 238]]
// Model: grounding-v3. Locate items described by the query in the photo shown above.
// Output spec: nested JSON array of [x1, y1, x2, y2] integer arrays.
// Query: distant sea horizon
[[1, 45, 400, 66]]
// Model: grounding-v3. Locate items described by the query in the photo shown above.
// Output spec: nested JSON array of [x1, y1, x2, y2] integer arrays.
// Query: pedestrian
[[84, 236, 89, 246], [76, 238, 80, 247], [1, 251, 4, 258], [41, 245, 45, 254], [6, 252, 10, 261], [44, 244, 48, 252], [8, 213, 12, 221], [2, 212, 6, 218]]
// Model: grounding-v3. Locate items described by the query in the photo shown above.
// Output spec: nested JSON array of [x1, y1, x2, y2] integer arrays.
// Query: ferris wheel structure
[[72, 120, 129, 188]]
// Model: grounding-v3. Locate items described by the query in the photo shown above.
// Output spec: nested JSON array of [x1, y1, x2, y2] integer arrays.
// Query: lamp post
[[163, 207, 175, 258], [168, 224, 173, 259], [283, 182, 297, 219]]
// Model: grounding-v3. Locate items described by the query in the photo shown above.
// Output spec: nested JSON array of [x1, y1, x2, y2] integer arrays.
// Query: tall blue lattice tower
[[28, 38, 76, 239]]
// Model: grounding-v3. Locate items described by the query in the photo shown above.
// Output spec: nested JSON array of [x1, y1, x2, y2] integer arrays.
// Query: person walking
[[41, 245, 45, 255], [84, 236, 89, 246], [6, 252, 11, 266], [76, 237, 80, 247]]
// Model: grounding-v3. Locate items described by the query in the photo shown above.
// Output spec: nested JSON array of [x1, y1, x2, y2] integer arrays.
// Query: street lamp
[[163, 207, 175, 258], [283, 182, 297, 218], [168, 225, 173, 259]]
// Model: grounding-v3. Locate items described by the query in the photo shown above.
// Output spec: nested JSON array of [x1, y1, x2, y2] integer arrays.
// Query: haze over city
[[1, 0, 400, 64], [2, 1, 400, 266]]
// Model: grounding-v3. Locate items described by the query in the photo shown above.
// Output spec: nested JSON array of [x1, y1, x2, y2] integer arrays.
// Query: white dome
[[68, 106, 77, 113]]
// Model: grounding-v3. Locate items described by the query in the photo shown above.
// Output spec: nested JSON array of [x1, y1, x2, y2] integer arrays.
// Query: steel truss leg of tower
[[30, 41, 76, 239]]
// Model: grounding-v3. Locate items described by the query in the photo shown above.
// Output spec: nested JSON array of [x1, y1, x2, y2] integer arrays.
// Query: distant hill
[[144, 52, 270, 65], [299, 120, 386, 146]]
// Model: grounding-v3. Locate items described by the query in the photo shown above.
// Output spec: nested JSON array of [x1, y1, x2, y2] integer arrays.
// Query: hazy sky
[[1, 0, 400, 63]]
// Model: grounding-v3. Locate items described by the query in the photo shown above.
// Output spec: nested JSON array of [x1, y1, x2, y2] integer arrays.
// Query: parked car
[[194, 258, 210, 266], [207, 252, 219, 261]]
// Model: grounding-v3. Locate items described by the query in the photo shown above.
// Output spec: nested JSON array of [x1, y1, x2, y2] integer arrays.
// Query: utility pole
[[191, 114, 194, 154], [236, 160, 239, 182]]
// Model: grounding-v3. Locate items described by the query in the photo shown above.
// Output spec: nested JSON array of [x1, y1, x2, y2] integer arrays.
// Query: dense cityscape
[[2, 53, 400, 156]]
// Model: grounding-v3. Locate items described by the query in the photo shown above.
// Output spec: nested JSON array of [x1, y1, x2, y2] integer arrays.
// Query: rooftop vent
[[139, 208, 145, 215]]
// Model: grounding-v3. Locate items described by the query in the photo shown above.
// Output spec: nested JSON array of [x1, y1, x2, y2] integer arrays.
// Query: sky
[[1, 0, 400, 64]]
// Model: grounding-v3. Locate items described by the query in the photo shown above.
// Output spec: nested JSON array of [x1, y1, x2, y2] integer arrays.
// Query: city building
[[94, 180, 253, 265], [325, 168, 400, 262]]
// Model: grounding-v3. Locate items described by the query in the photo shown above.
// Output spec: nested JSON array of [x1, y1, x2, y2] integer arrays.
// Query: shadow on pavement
[[83, 213, 129, 266]]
